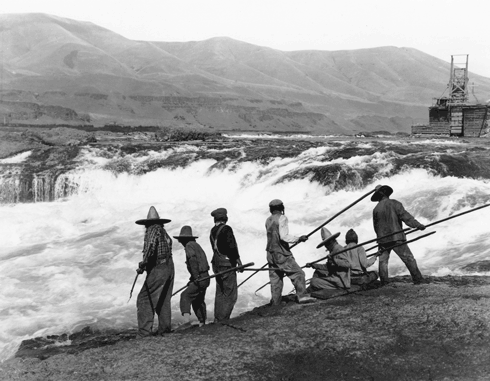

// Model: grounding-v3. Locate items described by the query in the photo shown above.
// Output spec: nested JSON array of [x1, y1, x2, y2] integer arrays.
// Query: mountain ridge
[[1, 13, 490, 133]]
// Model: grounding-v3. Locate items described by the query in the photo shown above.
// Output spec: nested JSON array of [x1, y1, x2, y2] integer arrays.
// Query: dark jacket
[[373, 198, 424, 244], [185, 241, 210, 287], [209, 224, 240, 268]]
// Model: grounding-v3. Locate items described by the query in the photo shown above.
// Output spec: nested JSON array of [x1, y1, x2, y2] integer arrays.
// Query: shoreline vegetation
[[1, 274, 490, 380]]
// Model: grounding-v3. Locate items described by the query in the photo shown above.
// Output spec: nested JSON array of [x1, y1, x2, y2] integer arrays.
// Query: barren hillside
[[1, 13, 490, 133]]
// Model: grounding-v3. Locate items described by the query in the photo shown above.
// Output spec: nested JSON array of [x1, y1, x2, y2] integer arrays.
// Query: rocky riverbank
[[1, 275, 490, 381]]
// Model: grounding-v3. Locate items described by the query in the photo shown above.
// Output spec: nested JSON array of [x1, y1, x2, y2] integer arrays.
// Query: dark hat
[[345, 228, 358, 244], [269, 199, 283, 207], [371, 184, 393, 202], [135, 206, 171, 225], [173, 225, 198, 239], [316, 227, 341, 249], [211, 207, 227, 219]]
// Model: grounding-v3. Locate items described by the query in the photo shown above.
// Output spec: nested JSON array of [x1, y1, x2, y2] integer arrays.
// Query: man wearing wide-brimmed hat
[[209, 207, 243, 322], [174, 225, 210, 328], [265, 199, 315, 304], [306, 227, 352, 291], [371, 184, 428, 285], [135, 206, 174, 337]]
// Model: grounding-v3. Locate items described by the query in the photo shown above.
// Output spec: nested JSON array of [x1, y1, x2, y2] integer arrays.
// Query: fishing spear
[[254, 231, 437, 294], [254, 202, 490, 294], [237, 187, 377, 288], [252, 225, 414, 294], [404, 203, 490, 236], [172, 262, 255, 297], [365, 231, 436, 257], [128, 269, 142, 303]]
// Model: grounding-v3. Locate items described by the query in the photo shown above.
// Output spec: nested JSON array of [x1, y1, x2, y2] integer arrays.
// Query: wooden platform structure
[[412, 55, 490, 137]]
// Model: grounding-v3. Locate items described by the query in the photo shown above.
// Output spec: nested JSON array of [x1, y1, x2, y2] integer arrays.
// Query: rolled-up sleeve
[[278, 215, 299, 243]]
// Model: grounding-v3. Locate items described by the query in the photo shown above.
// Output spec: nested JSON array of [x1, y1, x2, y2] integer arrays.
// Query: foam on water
[[0, 151, 32, 164], [1, 143, 490, 361]]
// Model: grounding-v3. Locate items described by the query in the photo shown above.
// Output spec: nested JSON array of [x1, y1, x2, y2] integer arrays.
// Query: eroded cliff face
[[1, 92, 345, 134], [2, 275, 490, 380], [8, 14, 487, 133]]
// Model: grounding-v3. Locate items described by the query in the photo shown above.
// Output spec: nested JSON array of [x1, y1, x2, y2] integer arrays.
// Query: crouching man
[[306, 227, 352, 291], [344, 229, 378, 286]]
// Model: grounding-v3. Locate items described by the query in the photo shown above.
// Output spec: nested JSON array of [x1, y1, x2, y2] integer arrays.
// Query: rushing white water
[[1, 140, 490, 361]]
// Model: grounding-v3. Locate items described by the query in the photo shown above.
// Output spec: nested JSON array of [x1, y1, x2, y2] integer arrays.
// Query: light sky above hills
[[2, 0, 490, 78]]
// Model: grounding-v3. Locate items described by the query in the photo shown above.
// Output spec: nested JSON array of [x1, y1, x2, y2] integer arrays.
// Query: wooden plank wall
[[463, 107, 488, 137], [421, 107, 451, 134]]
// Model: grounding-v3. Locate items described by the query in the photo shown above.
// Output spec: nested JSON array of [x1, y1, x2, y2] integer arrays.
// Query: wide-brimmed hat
[[371, 184, 393, 202], [173, 225, 198, 239], [316, 227, 341, 249], [135, 206, 171, 225]]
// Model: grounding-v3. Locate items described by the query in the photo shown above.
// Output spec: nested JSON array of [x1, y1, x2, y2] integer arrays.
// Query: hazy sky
[[3, 0, 490, 77]]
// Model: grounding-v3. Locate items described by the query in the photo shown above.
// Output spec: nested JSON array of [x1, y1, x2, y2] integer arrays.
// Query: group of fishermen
[[134, 184, 429, 337]]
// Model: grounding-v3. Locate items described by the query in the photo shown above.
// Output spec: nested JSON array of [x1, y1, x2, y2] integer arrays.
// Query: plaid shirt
[[142, 224, 172, 267]]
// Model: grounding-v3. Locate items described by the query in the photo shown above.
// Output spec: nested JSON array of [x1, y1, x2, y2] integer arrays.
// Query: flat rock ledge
[[2, 275, 490, 381]]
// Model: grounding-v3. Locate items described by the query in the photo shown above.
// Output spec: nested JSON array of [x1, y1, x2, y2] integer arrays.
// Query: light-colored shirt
[[278, 214, 299, 243]]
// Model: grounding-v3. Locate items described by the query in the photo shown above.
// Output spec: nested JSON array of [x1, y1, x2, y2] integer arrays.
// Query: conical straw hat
[[316, 227, 341, 249], [135, 206, 171, 225]]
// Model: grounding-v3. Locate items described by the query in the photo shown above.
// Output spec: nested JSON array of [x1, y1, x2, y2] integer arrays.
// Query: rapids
[[1, 136, 490, 361]]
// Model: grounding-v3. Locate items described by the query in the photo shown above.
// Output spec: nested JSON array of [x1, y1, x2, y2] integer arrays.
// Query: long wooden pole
[[171, 262, 254, 297], [254, 231, 437, 294], [363, 203, 490, 253], [365, 231, 436, 257], [405, 203, 490, 235], [237, 188, 377, 288], [255, 203, 490, 294], [252, 226, 413, 294]]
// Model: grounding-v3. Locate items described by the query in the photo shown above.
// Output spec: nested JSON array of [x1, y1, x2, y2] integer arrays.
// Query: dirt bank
[[1, 275, 490, 381]]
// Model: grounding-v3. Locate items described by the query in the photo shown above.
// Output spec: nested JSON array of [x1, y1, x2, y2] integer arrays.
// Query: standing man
[[135, 206, 174, 337], [209, 208, 242, 322], [344, 229, 378, 286], [306, 227, 352, 291], [174, 225, 210, 328], [371, 184, 428, 285], [266, 199, 315, 304]]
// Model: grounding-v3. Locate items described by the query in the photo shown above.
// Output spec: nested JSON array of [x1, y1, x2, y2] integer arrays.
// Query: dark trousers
[[180, 279, 209, 323], [137, 259, 174, 337], [214, 268, 237, 322], [378, 241, 423, 283]]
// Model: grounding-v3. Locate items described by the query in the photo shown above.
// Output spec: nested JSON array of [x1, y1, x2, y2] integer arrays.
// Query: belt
[[156, 256, 171, 265]]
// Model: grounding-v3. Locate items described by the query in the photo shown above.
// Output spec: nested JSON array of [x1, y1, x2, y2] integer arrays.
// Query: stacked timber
[[463, 106, 489, 137]]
